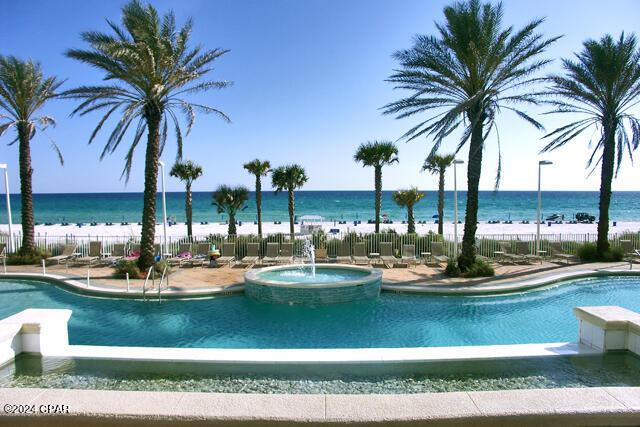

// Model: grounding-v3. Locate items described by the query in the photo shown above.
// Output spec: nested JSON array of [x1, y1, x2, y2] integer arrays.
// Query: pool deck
[[0, 260, 637, 297]]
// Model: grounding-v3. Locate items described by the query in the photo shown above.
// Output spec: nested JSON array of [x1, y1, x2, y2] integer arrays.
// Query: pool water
[[257, 266, 369, 283], [0, 276, 639, 348]]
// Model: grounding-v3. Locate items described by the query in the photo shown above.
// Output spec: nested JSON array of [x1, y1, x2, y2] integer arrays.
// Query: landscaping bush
[[576, 242, 625, 262], [603, 246, 624, 262], [463, 259, 495, 278], [7, 248, 50, 265], [113, 259, 142, 279], [154, 259, 171, 275], [444, 258, 460, 277]]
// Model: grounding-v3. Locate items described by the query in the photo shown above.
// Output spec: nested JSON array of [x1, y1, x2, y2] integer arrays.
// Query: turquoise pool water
[[0, 276, 639, 348], [257, 266, 369, 283]]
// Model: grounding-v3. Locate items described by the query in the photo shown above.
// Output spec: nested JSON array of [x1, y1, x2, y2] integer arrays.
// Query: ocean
[[0, 191, 638, 224]]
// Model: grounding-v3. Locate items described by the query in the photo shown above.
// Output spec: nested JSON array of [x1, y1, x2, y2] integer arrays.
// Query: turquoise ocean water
[[0, 191, 638, 224]]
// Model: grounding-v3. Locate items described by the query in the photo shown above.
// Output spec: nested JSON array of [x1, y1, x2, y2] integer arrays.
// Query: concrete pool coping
[[244, 264, 382, 288], [1, 265, 638, 299], [0, 386, 639, 426]]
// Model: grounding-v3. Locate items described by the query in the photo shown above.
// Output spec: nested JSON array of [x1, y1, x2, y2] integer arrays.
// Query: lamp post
[[0, 164, 13, 253], [537, 160, 553, 253], [453, 159, 464, 257], [158, 161, 168, 259]]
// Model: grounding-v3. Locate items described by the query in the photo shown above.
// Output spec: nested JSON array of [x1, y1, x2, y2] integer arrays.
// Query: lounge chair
[[314, 247, 330, 263], [429, 242, 449, 265], [127, 243, 141, 259], [76, 241, 103, 266], [620, 240, 640, 263], [549, 242, 577, 265], [515, 241, 541, 264], [101, 243, 126, 265], [167, 243, 192, 267], [46, 244, 77, 265], [352, 242, 370, 265], [379, 242, 396, 268], [276, 243, 294, 264], [190, 243, 211, 267], [262, 242, 280, 265], [336, 241, 352, 264], [216, 242, 236, 266], [240, 243, 260, 268], [401, 244, 418, 267], [497, 241, 524, 264], [0, 243, 6, 261]]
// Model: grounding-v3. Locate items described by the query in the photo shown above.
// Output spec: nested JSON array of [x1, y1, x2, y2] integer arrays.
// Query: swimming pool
[[0, 275, 639, 349]]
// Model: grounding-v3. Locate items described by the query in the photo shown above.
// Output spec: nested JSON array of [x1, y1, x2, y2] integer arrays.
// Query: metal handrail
[[157, 265, 169, 303], [142, 266, 153, 301]]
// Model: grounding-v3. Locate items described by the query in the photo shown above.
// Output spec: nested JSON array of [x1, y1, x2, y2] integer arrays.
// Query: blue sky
[[1, 0, 639, 193]]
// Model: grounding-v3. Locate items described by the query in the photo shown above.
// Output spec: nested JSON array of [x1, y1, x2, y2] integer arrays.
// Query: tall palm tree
[[542, 33, 640, 257], [422, 154, 455, 235], [392, 188, 425, 234], [0, 56, 63, 255], [63, 0, 231, 269], [382, 0, 558, 271], [212, 185, 249, 236], [271, 165, 308, 235], [353, 141, 399, 233], [243, 159, 271, 236], [170, 160, 203, 240]]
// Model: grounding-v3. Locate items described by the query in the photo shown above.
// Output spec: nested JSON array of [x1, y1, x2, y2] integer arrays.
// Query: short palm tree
[[271, 165, 308, 235], [243, 159, 271, 236], [382, 0, 558, 271], [392, 188, 425, 234], [353, 141, 399, 233], [63, 0, 231, 269], [170, 160, 203, 240], [212, 185, 249, 236], [422, 154, 455, 235], [542, 33, 640, 257], [0, 56, 63, 255]]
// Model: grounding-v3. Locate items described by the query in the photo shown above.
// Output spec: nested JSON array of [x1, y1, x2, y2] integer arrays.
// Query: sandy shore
[[0, 221, 638, 238]]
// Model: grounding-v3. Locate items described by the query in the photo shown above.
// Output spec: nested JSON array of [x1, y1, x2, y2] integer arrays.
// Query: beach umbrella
[[432, 214, 439, 218]]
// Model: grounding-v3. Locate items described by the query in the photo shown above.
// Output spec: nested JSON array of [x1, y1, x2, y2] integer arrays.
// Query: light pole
[[158, 161, 168, 259], [453, 159, 464, 257], [0, 164, 13, 253], [537, 160, 553, 253]]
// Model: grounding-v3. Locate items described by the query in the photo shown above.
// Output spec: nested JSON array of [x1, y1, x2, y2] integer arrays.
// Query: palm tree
[[170, 160, 203, 240], [542, 33, 640, 257], [422, 154, 455, 235], [243, 159, 271, 236], [63, 0, 231, 270], [212, 185, 249, 236], [382, 0, 558, 271], [353, 141, 399, 233], [0, 56, 63, 255], [271, 165, 308, 235], [392, 188, 425, 234]]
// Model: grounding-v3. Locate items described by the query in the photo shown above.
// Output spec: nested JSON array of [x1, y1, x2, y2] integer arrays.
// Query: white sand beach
[[1, 221, 638, 238]]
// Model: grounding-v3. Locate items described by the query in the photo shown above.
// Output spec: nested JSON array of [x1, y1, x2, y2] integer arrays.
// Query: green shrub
[[154, 259, 171, 275], [463, 259, 495, 278], [7, 248, 50, 265], [444, 258, 460, 277], [113, 260, 142, 279], [603, 246, 624, 262], [576, 242, 625, 262]]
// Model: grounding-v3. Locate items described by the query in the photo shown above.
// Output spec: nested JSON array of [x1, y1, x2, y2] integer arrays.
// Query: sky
[[0, 0, 639, 194]]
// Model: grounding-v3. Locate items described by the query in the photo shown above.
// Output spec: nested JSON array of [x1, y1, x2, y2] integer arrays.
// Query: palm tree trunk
[[437, 171, 445, 235], [374, 165, 382, 233], [597, 122, 616, 256], [459, 113, 484, 271], [288, 187, 295, 236], [228, 212, 237, 236], [185, 183, 193, 240], [17, 123, 35, 254], [255, 176, 263, 236], [138, 108, 162, 271], [407, 205, 415, 234]]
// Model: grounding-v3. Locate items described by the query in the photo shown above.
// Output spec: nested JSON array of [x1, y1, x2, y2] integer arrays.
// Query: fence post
[[41, 259, 46, 275], [87, 269, 90, 287], [126, 272, 130, 292]]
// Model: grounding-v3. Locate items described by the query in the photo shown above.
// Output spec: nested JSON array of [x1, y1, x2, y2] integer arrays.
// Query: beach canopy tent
[[299, 215, 324, 235], [299, 215, 324, 223]]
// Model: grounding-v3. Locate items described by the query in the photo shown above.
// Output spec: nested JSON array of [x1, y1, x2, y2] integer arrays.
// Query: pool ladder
[[142, 265, 169, 302]]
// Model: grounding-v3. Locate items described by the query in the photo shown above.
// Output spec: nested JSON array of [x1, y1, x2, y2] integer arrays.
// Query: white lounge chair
[[216, 243, 236, 266], [549, 242, 577, 265], [352, 242, 370, 265], [515, 241, 541, 264], [76, 241, 103, 266], [401, 244, 418, 267], [167, 243, 192, 267], [190, 243, 211, 267], [429, 242, 449, 265], [101, 243, 126, 265], [240, 243, 260, 268], [47, 244, 77, 265]]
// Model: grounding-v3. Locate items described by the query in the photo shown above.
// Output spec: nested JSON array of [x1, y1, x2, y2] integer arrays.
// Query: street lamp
[[537, 160, 553, 253], [453, 159, 464, 257], [158, 161, 168, 259], [0, 164, 13, 253]]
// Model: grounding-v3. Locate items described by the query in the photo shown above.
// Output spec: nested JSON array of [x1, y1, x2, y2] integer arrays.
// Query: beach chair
[[336, 241, 352, 264], [167, 243, 192, 267], [620, 240, 640, 263], [76, 241, 103, 266], [101, 243, 126, 265], [240, 243, 261, 268], [216, 242, 236, 266], [549, 242, 577, 265], [47, 244, 77, 265], [401, 244, 418, 267], [276, 243, 294, 264], [190, 242, 211, 267], [314, 247, 330, 263], [352, 242, 370, 265], [515, 241, 541, 264], [262, 242, 280, 265], [379, 242, 397, 268], [127, 243, 141, 259], [0, 243, 6, 261], [497, 241, 526, 264], [429, 242, 449, 265]]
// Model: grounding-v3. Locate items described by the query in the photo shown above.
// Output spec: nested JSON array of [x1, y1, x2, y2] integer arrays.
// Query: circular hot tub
[[244, 264, 382, 304]]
